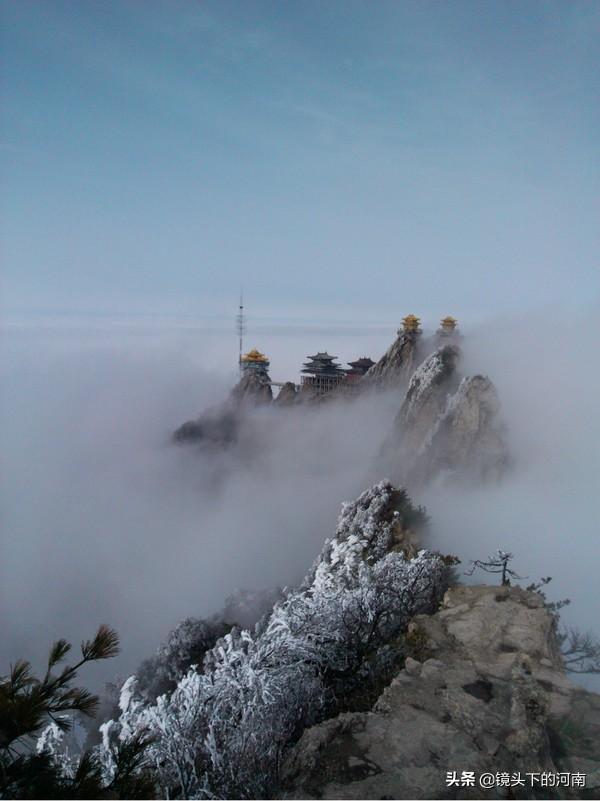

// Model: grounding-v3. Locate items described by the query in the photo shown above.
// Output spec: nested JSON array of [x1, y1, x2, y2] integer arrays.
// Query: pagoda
[[345, 356, 375, 383], [301, 352, 346, 394], [240, 347, 270, 375], [439, 316, 458, 335], [400, 314, 422, 334]]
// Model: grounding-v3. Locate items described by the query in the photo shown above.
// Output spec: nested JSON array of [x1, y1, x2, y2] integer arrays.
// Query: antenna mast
[[236, 291, 245, 376]]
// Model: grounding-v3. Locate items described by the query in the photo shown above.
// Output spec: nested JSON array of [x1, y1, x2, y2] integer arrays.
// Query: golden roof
[[241, 348, 269, 363], [440, 316, 458, 330], [401, 314, 421, 332]]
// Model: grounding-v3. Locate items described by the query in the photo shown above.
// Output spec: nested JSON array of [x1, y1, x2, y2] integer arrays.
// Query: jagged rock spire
[[384, 344, 507, 488], [362, 324, 423, 389]]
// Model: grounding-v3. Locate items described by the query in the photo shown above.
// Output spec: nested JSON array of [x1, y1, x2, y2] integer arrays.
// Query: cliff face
[[282, 584, 600, 800], [229, 370, 273, 406], [385, 345, 508, 489], [362, 329, 423, 389], [423, 374, 507, 483], [395, 344, 462, 453]]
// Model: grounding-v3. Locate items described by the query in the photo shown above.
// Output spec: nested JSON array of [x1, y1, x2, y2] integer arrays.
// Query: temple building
[[301, 352, 346, 394], [439, 316, 458, 335], [240, 347, 270, 375], [400, 314, 422, 334], [345, 356, 375, 383]]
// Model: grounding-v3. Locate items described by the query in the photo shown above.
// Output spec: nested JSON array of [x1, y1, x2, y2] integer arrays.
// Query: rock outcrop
[[282, 585, 600, 800], [362, 328, 423, 389], [274, 381, 298, 406], [173, 370, 272, 444], [395, 344, 462, 454], [230, 370, 273, 406], [385, 345, 508, 489], [172, 406, 238, 445], [422, 374, 508, 484]]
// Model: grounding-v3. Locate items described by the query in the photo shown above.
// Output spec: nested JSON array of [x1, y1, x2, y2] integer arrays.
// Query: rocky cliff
[[362, 328, 424, 389], [282, 584, 600, 800], [395, 344, 462, 453], [274, 381, 299, 406], [230, 370, 273, 406], [173, 370, 272, 444], [385, 344, 508, 489], [77, 476, 597, 800]]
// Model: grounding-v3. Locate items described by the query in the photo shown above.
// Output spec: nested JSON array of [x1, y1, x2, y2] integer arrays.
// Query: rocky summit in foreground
[[282, 584, 600, 800], [28, 481, 600, 800]]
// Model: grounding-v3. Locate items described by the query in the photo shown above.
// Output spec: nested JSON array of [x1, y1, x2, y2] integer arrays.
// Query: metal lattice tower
[[236, 291, 245, 375]]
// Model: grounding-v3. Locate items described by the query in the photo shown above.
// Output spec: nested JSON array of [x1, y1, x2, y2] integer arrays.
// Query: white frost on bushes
[[96, 481, 447, 799], [36, 721, 78, 780]]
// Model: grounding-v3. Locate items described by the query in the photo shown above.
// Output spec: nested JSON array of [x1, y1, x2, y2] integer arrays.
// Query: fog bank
[[0, 322, 395, 685], [1, 311, 599, 692], [423, 308, 600, 688]]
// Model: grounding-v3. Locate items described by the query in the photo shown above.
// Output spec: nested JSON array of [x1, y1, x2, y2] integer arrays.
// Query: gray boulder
[[282, 585, 600, 799]]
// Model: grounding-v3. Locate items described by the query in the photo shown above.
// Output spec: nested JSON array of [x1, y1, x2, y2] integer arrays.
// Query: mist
[[0, 321, 396, 686], [422, 306, 600, 688], [2, 309, 599, 693]]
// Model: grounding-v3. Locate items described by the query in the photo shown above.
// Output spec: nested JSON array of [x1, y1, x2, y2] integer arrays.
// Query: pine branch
[[47, 640, 71, 671], [80, 625, 120, 663]]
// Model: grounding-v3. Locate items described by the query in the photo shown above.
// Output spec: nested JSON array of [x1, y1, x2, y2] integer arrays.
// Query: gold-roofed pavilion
[[241, 348, 269, 364], [401, 314, 421, 333], [440, 316, 458, 331]]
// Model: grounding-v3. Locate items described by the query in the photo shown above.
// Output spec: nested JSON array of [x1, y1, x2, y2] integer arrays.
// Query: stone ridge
[[282, 585, 600, 800]]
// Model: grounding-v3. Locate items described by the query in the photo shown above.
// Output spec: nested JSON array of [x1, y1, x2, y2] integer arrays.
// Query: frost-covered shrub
[[98, 481, 449, 799], [134, 591, 284, 706], [105, 629, 323, 798], [271, 482, 445, 706], [35, 722, 79, 780]]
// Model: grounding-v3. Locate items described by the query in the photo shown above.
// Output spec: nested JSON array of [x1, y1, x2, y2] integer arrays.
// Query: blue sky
[[2, 0, 599, 325]]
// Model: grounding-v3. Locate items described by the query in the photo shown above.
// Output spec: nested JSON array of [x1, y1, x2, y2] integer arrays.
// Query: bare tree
[[465, 549, 525, 586]]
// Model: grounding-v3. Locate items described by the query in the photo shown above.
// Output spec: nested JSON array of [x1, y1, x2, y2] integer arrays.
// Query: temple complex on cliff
[[301, 352, 346, 394]]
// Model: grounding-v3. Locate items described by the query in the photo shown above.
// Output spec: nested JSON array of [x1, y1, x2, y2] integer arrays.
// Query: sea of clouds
[[1, 310, 598, 691]]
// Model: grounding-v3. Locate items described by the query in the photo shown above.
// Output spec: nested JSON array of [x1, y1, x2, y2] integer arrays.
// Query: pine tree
[[0, 626, 154, 799]]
